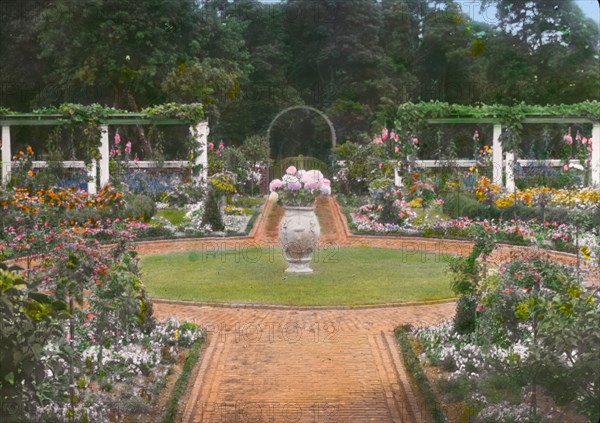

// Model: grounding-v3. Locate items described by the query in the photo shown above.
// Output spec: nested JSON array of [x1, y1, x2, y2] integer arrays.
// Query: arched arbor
[[0, 104, 208, 193], [392, 102, 600, 191]]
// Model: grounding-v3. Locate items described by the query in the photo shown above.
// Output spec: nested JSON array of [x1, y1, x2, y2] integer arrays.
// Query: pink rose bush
[[269, 167, 331, 206]]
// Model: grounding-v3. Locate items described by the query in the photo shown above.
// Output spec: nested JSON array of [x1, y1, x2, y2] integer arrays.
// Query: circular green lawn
[[140, 247, 453, 306]]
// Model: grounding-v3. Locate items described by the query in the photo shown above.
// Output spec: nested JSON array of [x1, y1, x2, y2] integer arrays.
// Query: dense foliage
[[1, 0, 598, 159]]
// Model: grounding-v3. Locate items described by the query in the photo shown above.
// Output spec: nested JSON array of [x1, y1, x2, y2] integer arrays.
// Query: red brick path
[[146, 196, 597, 422]]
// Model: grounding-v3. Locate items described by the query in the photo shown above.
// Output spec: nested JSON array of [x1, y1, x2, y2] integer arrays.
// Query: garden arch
[[266, 105, 337, 159]]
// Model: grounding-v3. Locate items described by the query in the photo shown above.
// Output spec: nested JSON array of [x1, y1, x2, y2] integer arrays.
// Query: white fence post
[[99, 125, 110, 187], [505, 151, 516, 193], [192, 121, 209, 184], [87, 161, 97, 194], [1, 126, 11, 185], [592, 123, 600, 188], [492, 123, 503, 187]]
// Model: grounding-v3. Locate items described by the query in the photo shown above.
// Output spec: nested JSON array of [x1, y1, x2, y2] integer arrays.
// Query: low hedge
[[395, 326, 447, 423], [160, 338, 204, 423]]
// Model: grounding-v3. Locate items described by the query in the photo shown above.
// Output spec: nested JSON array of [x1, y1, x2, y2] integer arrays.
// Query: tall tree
[[36, 0, 204, 109], [0, 0, 48, 110], [482, 0, 600, 103], [284, 0, 388, 109]]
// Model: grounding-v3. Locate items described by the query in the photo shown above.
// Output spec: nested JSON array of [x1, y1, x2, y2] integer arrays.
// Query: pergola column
[[492, 123, 503, 187], [1, 125, 11, 185], [192, 121, 209, 183], [592, 123, 600, 187], [505, 151, 516, 193], [99, 125, 110, 187], [87, 161, 97, 194]]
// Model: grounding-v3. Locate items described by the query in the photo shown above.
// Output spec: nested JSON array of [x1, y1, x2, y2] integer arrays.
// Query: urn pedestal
[[279, 206, 320, 274]]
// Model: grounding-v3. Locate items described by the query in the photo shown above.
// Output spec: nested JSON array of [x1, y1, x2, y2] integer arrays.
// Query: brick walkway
[[154, 302, 455, 423], [146, 197, 598, 423]]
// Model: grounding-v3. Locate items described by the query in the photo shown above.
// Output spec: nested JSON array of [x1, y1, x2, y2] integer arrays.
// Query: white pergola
[[1, 113, 209, 193], [422, 116, 600, 192]]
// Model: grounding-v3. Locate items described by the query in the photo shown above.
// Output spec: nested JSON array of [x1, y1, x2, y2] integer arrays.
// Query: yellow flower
[[580, 246, 591, 261], [495, 197, 514, 209], [469, 166, 476, 173], [409, 198, 423, 208], [174, 329, 180, 341]]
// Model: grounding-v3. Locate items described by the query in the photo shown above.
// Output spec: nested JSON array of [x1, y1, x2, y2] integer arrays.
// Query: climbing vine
[[141, 103, 204, 125], [393, 101, 600, 155], [0, 103, 205, 164]]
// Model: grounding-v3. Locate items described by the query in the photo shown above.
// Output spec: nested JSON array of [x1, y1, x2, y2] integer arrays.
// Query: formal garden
[[2, 0, 600, 421], [1, 99, 599, 422]]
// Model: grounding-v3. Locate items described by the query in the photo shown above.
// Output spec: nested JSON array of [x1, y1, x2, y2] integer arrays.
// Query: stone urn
[[279, 206, 320, 273]]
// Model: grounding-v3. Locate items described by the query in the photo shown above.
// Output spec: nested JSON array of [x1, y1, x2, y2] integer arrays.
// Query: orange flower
[[26, 146, 34, 155], [27, 170, 35, 177]]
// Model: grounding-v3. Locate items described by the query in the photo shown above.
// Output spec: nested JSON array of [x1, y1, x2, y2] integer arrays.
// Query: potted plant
[[269, 167, 331, 273]]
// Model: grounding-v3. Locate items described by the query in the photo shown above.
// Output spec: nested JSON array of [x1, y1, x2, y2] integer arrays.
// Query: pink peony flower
[[114, 132, 121, 145], [394, 146, 400, 153], [322, 178, 331, 187], [412, 137, 419, 145], [300, 169, 323, 185], [208, 142, 214, 151], [373, 136, 383, 145], [381, 128, 389, 141], [390, 131, 398, 142], [286, 165, 297, 175], [476, 304, 484, 312], [581, 137, 588, 144], [563, 134, 573, 145], [125, 141, 132, 154], [304, 180, 320, 190], [378, 162, 384, 168], [563, 164, 569, 172], [269, 179, 283, 191]]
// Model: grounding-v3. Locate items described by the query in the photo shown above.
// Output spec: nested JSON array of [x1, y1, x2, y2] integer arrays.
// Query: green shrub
[[454, 295, 477, 335], [201, 190, 224, 232], [125, 194, 156, 222]]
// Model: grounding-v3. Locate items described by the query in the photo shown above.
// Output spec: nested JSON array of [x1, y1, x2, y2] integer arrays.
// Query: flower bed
[[27, 318, 203, 422], [0, 173, 207, 422], [411, 255, 600, 423]]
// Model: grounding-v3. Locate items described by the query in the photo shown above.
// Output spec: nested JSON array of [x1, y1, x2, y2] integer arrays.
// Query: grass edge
[[160, 338, 204, 423], [394, 326, 447, 423]]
